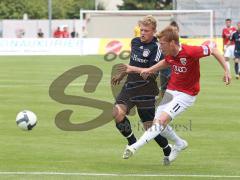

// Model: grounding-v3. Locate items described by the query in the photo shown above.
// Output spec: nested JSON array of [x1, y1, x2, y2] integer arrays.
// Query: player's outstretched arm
[[144, 59, 169, 73], [113, 63, 146, 83], [116, 60, 170, 80], [140, 59, 169, 79], [211, 47, 231, 85], [117, 63, 145, 74]]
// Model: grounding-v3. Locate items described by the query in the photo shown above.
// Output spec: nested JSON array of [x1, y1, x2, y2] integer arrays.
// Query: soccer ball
[[16, 110, 37, 131]]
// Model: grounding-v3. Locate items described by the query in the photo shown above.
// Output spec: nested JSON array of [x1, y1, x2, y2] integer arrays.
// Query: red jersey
[[53, 30, 62, 38], [222, 26, 237, 45], [62, 31, 70, 38], [165, 44, 211, 96]]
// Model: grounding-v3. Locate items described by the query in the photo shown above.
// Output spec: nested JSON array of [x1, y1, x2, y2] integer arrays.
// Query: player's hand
[[223, 71, 231, 85], [111, 74, 123, 86], [117, 63, 130, 74], [140, 69, 151, 80]]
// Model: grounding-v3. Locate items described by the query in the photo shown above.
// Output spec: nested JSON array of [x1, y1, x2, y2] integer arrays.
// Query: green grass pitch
[[0, 55, 239, 180]]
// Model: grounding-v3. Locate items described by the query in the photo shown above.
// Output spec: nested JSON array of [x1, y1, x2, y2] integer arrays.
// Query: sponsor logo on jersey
[[180, 58, 187, 65], [131, 54, 148, 63], [173, 65, 187, 74], [139, 46, 143, 49], [143, 49, 150, 57]]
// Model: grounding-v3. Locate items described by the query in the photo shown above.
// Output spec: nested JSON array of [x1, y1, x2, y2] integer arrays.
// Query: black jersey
[[127, 36, 163, 82], [231, 31, 240, 52], [122, 37, 164, 98]]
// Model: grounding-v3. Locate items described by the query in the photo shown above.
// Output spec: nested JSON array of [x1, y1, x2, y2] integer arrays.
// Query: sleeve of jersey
[[129, 38, 136, 61], [188, 45, 211, 59], [149, 42, 163, 66], [164, 56, 171, 64], [130, 38, 134, 47]]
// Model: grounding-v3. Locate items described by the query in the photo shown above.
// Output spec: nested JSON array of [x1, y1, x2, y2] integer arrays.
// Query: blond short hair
[[139, 15, 157, 30], [156, 26, 179, 44]]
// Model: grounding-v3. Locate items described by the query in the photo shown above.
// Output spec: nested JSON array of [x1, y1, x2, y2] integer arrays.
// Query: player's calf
[[115, 117, 137, 145]]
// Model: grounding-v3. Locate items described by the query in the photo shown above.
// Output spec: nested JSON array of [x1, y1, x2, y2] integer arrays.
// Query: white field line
[[0, 172, 239, 178]]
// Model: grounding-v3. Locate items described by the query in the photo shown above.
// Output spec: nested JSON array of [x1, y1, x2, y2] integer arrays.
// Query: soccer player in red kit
[[222, 18, 237, 75], [118, 26, 231, 162]]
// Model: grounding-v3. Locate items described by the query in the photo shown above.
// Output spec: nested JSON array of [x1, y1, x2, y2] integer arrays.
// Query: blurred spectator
[[53, 27, 62, 38], [37, 28, 44, 38], [71, 27, 78, 38], [62, 26, 70, 38], [15, 28, 25, 38]]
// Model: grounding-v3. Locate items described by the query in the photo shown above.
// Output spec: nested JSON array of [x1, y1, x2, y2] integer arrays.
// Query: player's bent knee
[[160, 117, 171, 127], [234, 58, 239, 63], [154, 112, 171, 127], [112, 107, 121, 120], [112, 105, 126, 122]]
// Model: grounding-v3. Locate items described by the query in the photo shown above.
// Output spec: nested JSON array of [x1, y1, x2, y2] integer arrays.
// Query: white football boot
[[122, 145, 136, 159], [169, 140, 188, 162], [163, 156, 170, 166]]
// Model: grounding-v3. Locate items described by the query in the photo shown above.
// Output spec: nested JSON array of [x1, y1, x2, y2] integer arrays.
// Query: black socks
[[234, 62, 239, 75], [116, 117, 171, 156], [116, 117, 137, 145], [154, 134, 171, 156]]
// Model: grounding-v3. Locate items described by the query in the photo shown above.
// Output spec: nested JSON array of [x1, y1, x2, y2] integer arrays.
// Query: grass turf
[[0, 55, 239, 179]]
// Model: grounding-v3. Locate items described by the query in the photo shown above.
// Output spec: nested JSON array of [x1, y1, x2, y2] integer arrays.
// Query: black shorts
[[137, 108, 155, 123], [115, 80, 158, 120], [234, 50, 240, 59]]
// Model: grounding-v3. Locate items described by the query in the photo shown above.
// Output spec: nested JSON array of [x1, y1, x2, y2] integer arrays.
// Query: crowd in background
[[36, 26, 79, 38]]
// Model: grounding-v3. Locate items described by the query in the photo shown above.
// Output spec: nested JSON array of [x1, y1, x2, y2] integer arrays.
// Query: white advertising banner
[[0, 38, 100, 55]]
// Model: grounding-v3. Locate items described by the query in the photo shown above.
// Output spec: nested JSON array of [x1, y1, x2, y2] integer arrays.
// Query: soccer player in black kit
[[112, 15, 172, 165], [230, 22, 240, 78]]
